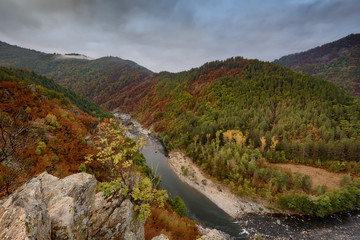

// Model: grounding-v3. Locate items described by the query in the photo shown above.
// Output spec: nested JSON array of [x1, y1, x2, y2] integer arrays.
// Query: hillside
[[116, 57, 360, 215], [274, 34, 360, 97], [0, 66, 110, 118], [0, 69, 200, 239], [0, 79, 99, 196], [0, 41, 153, 109]]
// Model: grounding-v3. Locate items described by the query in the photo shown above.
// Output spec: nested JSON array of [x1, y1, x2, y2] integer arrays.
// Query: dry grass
[[271, 163, 345, 190]]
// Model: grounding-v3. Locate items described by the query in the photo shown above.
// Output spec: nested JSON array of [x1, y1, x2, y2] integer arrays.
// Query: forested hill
[[0, 67, 110, 118], [113, 57, 360, 215], [0, 41, 153, 108], [274, 33, 360, 97], [119, 57, 360, 166]]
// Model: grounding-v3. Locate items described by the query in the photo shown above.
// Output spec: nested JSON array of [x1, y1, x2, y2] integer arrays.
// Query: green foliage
[[181, 166, 188, 176], [86, 119, 167, 221], [45, 113, 61, 129], [278, 178, 360, 217], [315, 185, 327, 195], [339, 174, 352, 187], [170, 195, 187, 217], [133, 154, 146, 166], [127, 57, 360, 214], [131, 177, 168, 221], [275, 34, 360, 97], [35, 141, 46, 156], [301, 175, 313, 192], [78, 163, 87, 173]]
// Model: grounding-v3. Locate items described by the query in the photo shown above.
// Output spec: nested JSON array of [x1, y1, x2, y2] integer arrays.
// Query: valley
[[120, 114, 360, 239], [0, 35, 360, 239]]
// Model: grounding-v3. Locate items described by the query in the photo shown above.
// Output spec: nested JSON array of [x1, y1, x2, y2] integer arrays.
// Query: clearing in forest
[[271, 163, 345, 190]]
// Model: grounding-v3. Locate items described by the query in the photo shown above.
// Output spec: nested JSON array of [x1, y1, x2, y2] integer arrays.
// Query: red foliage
[[0, 81, 99, 195]]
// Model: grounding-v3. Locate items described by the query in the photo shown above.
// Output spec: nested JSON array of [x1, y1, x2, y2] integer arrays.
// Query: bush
[[301, 175, 313, 192], [35, 141, 46, 156], [339, 174, 352, 187], [171, 195, 187, 217], [278, 178, 360, 216], [78, 163, 87, 172]]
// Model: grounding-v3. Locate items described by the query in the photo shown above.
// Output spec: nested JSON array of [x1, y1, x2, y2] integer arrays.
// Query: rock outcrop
[[197, 225, 229, 240], [90, 192, 144, 240], [0, 172, 144, 240]]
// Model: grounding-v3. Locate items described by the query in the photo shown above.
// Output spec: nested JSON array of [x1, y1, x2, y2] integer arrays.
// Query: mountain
[[121, 57, 360, 164], [1, 41, 360, 215], [114, 57, 360, 215], [274, 33, 360, 97], [0, 41, 153, 109], [0, 66, 110, 118]]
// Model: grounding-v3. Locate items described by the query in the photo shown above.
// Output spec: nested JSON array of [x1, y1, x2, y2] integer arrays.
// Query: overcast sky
[[0, 0, 359, 72]]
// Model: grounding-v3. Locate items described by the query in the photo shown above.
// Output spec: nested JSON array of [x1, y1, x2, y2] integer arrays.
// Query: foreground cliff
[[0, 172, 144, 240]]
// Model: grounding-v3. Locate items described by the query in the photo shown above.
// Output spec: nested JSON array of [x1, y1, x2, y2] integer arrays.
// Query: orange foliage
[[145, 206, 199, 240], [0, 81, 99, 195]]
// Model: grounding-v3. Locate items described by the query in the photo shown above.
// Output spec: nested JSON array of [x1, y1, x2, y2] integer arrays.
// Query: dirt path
[[168, 150, 270, 218], [271, 163, 345, 190]]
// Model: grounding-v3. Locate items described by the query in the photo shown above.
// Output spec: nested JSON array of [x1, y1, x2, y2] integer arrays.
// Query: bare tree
[[0, 109, 31, 195], [0, 110, 30, 163]]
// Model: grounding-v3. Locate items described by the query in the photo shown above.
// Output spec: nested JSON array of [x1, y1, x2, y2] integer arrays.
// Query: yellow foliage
[[270, 136, 278, 151], [223, 130, 246, 149]]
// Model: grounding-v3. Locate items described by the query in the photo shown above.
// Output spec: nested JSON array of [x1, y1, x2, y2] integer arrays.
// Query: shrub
[[78, 163, 87, 172], [35, 141, 46, 156], [339, 174, 352, 187], [301, 175, 313, 192], [171, 195, 187, 217]]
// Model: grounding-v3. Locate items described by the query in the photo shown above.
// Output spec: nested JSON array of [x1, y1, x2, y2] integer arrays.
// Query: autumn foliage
[[0, 81, 98, 196], [145, 206, 199, 240]]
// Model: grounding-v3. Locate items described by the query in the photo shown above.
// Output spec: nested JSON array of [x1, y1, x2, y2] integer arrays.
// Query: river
[[117, 114, 360, 239]]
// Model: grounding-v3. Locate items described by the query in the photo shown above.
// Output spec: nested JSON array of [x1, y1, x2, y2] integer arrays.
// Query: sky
[[0, 0, 359, 73]]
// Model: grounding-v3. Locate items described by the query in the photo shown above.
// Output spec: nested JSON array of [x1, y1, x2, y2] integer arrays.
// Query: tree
[[0, 109, 32, 195], [171, 195, 187, 217], [86, 119, 168, 220], [0, 110, 30, 163]]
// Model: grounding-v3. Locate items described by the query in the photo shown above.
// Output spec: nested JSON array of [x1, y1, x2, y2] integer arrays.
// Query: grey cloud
[[0, 0, 359, 72]]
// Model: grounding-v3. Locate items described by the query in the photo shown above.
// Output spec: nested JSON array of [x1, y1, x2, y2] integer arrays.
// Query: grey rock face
[[0, 171, 145, 240], [0, 172, 97, 240], [0, 176, 51, 240], [90, 192, 144, 240]]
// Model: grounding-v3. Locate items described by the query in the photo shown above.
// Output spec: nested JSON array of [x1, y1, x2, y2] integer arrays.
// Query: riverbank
[[168, 150, 270, 218]]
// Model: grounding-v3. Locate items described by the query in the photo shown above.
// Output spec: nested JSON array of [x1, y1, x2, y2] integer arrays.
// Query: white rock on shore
[[168, 150, 270, 218]]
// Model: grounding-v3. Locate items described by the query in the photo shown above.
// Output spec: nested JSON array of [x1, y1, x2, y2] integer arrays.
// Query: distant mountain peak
[[274, 33, 360, 97]]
